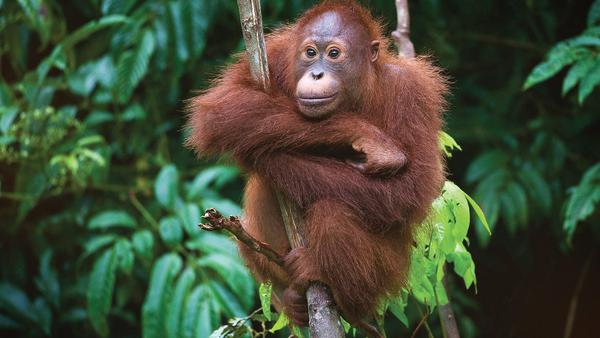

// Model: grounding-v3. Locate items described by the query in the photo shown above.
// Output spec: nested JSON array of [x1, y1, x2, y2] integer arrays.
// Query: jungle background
[[1, 0, 599, 337]]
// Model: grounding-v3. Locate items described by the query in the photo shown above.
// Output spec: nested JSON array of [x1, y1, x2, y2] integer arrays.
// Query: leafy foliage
[[1, 0, 599, 337], [563, 163, 600, 242], [524, 0, 600, 103]]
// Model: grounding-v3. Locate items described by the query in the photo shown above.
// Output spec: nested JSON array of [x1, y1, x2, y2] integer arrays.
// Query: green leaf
[[464, 193, 492, 235], [259, 282, 273, 321], [155, 164, 179, 210], [438, 131, 462, 157], [159, 217, 183, 247], [88, 210, 137, 229], [578, 58, 600, 104], [121, 103, 146, 121], [207, 281, 245, 318], [292, 326, 305, 338], [447, 244, 477, 289], [62, 15, 129, 48], [101, 0, 136, 15], [113, 239, 134, 274], [500, 192, 519, 234], [80, 235, 118, 263], [564, 163, 600, 242], [201, 198, 241, 218], [142, 254, 183, 338], [518, 167, 552, 215], [435, 279, 449, 305], [408, 253, 436, 306], [465, 151, 509, 183], [506, 182, 528, 227], [444, 181, 470, 241], [523, 45, 585, 90], [198, 254, 254, 309], [388, 296, 409, 327], [117, 29, 156, 103], [588, 0, 600, 27], [0, 283, 36, 323], [35, 250, 60, 309], [132, 230, 154, 261], [186, 165, 240, 200], [269, 313, 289, 333], [176, 202, 202, 237], [165, 268, 196, 338], [185, 232, 238, 256], [562, 54, 596, 95], [87, 249, 117, 337], [181, 285, 214, 338], [167, 1, 190, 64], [0, 106, 19, 134]]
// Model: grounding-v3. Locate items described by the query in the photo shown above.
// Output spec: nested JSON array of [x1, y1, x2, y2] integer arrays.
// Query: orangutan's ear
[[370, 40, 380, 62]]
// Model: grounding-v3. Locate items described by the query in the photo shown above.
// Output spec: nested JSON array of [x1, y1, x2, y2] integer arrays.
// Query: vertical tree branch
[[392, 0, 415, 58], [393, 1, 460, 337], [236, 0, 270, 91], [236, 1, 345, 337]]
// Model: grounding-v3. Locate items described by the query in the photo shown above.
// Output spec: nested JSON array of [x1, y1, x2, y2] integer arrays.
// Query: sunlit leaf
[[259, 282, 273, 321], [269, 313, 289, 333]]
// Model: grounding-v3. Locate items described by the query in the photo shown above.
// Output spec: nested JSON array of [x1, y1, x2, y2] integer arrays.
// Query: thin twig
[[563, 248, 595, 338], [410, 312, 430, 338], [200, 208, 285, 267]]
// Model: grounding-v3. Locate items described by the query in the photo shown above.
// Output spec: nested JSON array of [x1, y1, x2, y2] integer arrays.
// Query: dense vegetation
[[0, 0, 598, 337]]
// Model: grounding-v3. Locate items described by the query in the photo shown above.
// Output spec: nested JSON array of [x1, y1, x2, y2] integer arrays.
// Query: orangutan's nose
[[311, 71, 324, 80]]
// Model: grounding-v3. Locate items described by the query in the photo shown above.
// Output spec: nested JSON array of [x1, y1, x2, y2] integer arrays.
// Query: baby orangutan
[[187, 0, 447, 333]]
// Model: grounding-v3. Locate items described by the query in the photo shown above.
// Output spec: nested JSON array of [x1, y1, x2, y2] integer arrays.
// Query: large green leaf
[[578, 58, 600, 103], [142, 254, 183, 338], [87, 249, 118, 337], [165, 268, 196, 338], [207, 281, 245, 318], [88, 210, 137, 229], [523, 45, 585, 90], [564, 163, 600, 241], [562, 54, 597, 95], [186, 165, 240, 200], [154, 164, 179, 210], [132, 230, 154, 261], [159, 217, 184, 247], [113, 239, 134, 274], [198, 254, 254, 309], [117, 29, 156, 103], [588, 0, 600, 27], [181, 285, 214, 338]]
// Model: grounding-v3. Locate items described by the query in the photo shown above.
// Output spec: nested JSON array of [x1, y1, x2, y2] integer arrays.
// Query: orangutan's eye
[[306, 47, 317, 58], [328, 48, 340, 59]]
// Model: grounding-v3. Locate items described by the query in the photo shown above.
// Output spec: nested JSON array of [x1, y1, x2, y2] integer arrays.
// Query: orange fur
[[186, 0, 447, 326]]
